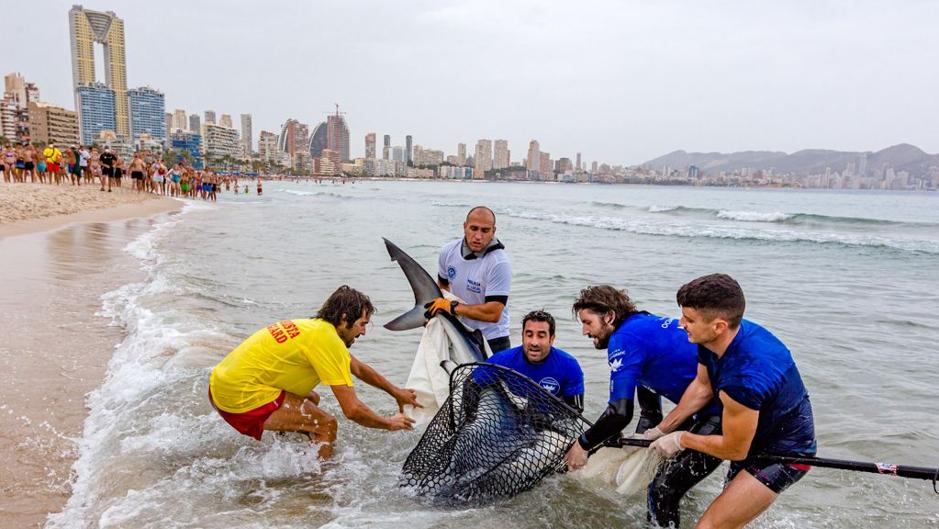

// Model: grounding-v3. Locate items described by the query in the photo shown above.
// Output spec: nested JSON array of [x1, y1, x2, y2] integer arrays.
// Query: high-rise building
[[203, 123, 240, 160], [258, 130, 278, 162], [309, 122, 327, 158], [126, 86, 165, 143], [457, 143, 466, 166], [295, 122, 310, 156], [204, 110, 216, 125], [526, 140, 541, 172], [172, 108, 187, 132], [240, 113, 253, 154], [76, 83, 116, 145], [405, 135, 413, 165], [540, 152, 552, 179], [493, 139, 509, 169], [220, 114, 233, 129], [27, 101, 80, 146], [365, 132, 376, 159], [5, 73, 40, 109], [383, 134, 391, 160], [591, 161, 598, 173], [474, 139, 492, 179], [69, 6, 128, 138], [576, 152, 582, 170], [326, 110, 350, 162], [392, 146, 405, 162], [3, 73, 40, 143], [164, 113, 172, 136], [279, 119, 300, 158], [188, 113, 200, 134], [0, 97, 17, 140], [169, 129, 203, 169]]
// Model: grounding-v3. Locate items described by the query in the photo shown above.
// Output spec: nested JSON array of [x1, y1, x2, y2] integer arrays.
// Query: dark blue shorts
[[727, 458, 810, 494]]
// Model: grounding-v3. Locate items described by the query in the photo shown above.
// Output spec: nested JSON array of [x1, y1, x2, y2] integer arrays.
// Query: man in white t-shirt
[[427, 206, 513, 353]]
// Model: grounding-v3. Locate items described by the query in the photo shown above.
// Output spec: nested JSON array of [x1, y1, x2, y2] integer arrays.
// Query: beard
[[593, 334, 611, 350]]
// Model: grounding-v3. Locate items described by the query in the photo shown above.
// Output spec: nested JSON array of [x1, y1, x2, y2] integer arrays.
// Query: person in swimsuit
[[128, 153, 146, 193], [257, 178, 263, 195], [63, 146, 76, 185], [2, 146, 14, 183], [114, 154, 125, 189], [152, 161, 167, 195], [24, 144, 38, 184]]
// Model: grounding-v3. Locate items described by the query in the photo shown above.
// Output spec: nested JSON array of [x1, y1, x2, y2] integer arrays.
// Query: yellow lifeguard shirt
[[43, 147, 61, 163], [209, 318, 354, 413]]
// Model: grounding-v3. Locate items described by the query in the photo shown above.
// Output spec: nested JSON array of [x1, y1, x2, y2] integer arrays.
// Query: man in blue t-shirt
[[483, 310, 584, 412], [649, 274, 816, 529], [562, 285, 722, 528]]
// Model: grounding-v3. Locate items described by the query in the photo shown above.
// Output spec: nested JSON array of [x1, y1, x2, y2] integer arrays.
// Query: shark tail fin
[[383, 238, 444, 331]]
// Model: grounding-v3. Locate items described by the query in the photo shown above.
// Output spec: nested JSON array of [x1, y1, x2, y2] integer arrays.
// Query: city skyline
[[3, 0, 937, 165]]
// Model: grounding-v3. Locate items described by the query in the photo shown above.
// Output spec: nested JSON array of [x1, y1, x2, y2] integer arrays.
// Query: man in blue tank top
[[649, 274, 816, 528], [562, 285, 722, 528], [483, 310, 584, 411]]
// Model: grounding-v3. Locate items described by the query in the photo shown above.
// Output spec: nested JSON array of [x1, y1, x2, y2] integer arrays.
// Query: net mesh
[[400, 363, 591, 503]]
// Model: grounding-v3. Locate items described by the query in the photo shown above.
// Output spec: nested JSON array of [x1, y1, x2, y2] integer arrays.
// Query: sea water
[[47, 181, 939, 528]]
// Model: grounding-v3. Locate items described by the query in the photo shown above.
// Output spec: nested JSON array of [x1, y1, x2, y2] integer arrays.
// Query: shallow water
[[47, 182, 939, 528]]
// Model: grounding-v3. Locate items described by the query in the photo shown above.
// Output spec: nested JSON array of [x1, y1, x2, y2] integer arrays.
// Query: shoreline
[[0, 196, 182, 239], [0, 200, 184, 528]]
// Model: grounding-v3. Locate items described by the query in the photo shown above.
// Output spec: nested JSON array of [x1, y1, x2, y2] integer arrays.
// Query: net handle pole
[[614, 438, 939, 482]]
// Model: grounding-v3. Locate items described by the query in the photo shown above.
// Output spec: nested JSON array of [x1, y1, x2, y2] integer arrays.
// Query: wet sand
[[0, 201, 182, 528]]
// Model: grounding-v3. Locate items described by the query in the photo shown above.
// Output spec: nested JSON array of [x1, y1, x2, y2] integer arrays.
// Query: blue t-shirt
[[608, 312, 705, 408], [698, 319, 816, 457], [485, 346, 584, 399]]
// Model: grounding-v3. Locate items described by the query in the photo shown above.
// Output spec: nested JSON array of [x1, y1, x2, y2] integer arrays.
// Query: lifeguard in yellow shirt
[[209, 285, 420, 458]]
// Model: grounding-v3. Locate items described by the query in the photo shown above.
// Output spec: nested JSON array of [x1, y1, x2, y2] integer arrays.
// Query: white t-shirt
[[437, 238, 511, 340]]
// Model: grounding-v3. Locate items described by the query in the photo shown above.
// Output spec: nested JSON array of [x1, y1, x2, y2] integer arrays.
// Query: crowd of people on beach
[[1, 142, 266, 202]]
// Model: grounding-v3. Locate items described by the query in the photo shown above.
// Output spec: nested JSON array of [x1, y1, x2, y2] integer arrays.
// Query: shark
[[382, 238, 492, 421]]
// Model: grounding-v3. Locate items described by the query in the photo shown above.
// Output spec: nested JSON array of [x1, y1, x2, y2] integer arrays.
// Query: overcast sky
[[4, 0, 938, 163]]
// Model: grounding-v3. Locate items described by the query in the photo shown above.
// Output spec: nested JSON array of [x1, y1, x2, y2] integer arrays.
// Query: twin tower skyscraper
[[68, 5, 130, 143]]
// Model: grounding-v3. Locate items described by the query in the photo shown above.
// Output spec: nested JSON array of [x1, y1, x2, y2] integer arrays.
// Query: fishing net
[[400, 363, 591, 502]]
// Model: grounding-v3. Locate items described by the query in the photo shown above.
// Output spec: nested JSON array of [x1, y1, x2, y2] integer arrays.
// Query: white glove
[[642, 426, 665, 441], [650, 431, 685, 458]]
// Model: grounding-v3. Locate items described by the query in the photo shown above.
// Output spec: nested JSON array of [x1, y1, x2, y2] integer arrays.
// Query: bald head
[[466, 205, 496, 224], [463, 205, 497, 252]]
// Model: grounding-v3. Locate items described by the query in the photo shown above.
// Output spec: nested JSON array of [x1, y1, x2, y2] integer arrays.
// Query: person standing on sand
[[209, 286, 420, 458], [88, 147, 105, 191], [65, 146, 80, 186], [79, 146, 91, 184], [113, 152, 125, 189], [99, 146, 115, 192], [129, 153, 146, 194], [2, 146, 14, 182], [256, 177, 263, 195], [23, 144, 38, 183]]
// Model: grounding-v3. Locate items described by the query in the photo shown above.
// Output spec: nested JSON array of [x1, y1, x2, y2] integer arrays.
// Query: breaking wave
[[503, 208, 939, 255]]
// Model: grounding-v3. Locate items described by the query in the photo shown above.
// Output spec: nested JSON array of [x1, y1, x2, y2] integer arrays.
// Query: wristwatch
[[450, 300, 460, 314]]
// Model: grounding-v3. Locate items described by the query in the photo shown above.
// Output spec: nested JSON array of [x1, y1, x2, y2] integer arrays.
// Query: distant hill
[[643, 144, 939, 177]]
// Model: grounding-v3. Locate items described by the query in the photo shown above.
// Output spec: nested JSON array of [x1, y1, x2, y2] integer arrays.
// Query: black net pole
[[614, 437, 938, 483]]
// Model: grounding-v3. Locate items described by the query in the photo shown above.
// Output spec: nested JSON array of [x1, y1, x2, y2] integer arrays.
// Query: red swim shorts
[[209, 388, 286, 441], [48, 163, 60, 173]]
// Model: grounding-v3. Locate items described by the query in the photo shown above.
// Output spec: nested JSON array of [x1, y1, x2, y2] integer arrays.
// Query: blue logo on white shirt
[[447, 266, 456, 280], [466, 278, 482, 293]]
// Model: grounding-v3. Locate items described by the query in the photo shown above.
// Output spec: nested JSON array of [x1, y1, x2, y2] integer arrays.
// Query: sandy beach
[[0, 185, 182, 528]]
